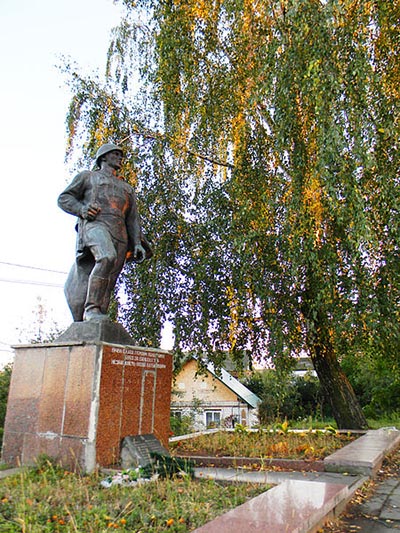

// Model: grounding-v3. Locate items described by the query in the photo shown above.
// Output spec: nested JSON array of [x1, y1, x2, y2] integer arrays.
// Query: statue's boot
[[83, 276, 110, 321], [64, 262, 89, 322], [101, 274, 119, 315]]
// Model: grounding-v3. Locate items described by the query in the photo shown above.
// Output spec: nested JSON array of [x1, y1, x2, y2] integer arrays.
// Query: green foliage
[[292, 374, 329, 419], [0, 364, 12, 447], [256, 370, 300, 424], [63, 0, 399, 427], [243, 369, 329, 424], [146, 452, 195, 479], [341, 346, 400, 418], [241, 372, 265, 399], [367, 414, 400, 429], [170, 414, 195, 437], [0, 365, 12, 430], [233, 423, 249, 435]]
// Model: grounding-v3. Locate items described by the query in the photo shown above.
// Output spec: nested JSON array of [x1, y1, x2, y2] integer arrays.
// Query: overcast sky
[[0, 0, 166, 366]]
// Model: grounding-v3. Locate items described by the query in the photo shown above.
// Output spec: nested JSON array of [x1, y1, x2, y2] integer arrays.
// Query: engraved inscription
[[110, 346, 166, 369]]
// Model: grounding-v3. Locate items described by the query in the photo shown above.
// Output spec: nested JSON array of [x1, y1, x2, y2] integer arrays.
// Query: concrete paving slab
[[375, 479, 399, 492], [0, 467, 22, 479], [382, 498, 400, 521], [338, 516, 400, 532], [369, 479, 400, 522], [194, 466, 363, 488]]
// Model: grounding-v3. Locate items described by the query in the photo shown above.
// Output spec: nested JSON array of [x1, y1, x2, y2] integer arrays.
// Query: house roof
[[205, 361, 261, 409]]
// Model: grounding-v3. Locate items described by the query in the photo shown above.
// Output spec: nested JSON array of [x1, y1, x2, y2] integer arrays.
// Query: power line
[[0, 278, 64, 288], [0, 261, 67, 275], [0, 341, 13, 353]]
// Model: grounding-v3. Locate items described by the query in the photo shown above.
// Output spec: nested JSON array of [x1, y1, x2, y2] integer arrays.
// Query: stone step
[[324, 428, 400, 475]]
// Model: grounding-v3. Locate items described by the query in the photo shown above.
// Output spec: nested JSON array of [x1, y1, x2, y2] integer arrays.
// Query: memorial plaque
[[120, 434, 170, 468]]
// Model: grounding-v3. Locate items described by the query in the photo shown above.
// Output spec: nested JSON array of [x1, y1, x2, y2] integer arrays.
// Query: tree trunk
[[302, 266, 369, 430], [310, 339, 368, 430]]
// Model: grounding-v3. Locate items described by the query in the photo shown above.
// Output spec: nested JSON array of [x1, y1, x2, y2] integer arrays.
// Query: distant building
[[293, 356, 316, 377], [171, 358, 261, 430]]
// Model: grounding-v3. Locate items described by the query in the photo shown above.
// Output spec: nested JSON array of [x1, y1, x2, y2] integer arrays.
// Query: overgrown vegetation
[[170, 414, 196, 438], [242, 354, 400, 425], [170, 428, 355, 460], [0, 457, 267, 532], [340, 348, 400, 419], [243, 369, 330, 424]]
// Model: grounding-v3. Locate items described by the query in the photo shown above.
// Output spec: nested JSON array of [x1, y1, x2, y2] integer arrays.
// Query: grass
[[367, 414, 400, 429], [170, 427, 356, 460], [0, 458, 268, 532], [287, 417, 338, 430]]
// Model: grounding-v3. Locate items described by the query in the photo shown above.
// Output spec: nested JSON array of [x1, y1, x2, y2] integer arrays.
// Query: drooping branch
[[120, 126, 234, 169]]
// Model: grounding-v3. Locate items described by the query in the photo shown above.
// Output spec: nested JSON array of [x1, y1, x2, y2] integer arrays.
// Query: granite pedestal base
[[2, 323, 173, 472]]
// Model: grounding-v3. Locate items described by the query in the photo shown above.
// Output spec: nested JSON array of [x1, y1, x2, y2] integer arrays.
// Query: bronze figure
[[58, 143, 152, 321]]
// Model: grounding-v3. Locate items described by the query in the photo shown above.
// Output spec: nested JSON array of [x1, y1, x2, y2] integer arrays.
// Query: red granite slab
[[96, 345, 173, 465], [193, 479, 348, 533], [63, 345, 97, 437], [38, 347, 69, 434], [96, 345, 125, 466], [3, 347, 46, 434]]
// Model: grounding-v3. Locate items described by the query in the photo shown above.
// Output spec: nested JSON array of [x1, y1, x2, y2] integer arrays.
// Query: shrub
[[170, 414, 195, 436], [243, 369, 331, 424], [341, 349, 400, 418]]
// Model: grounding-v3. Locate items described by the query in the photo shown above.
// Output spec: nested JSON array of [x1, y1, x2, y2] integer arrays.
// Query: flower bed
[[170, 428, 357, 463]]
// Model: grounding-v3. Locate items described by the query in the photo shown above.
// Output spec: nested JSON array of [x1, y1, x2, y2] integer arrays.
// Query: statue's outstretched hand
[[81, 204, 101, 221], [133, 243, 146, 263]]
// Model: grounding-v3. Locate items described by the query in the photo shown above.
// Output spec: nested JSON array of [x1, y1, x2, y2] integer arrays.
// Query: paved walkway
[[322, 448, 400, 533], [193, 468, 365, 533], [192, 428, 400, 532], [355, 477, 400, 532]]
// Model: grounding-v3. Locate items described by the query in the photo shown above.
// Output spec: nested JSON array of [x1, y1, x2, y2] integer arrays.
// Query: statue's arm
[[126, 189, 143, 245], [57, 172, 89, 217], [126, 188, 148, 263]]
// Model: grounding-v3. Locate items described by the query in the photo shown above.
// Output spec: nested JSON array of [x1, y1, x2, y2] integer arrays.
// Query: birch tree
[[64, 0, 399, 429]]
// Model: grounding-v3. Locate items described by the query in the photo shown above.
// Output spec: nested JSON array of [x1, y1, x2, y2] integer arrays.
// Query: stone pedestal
[[2, 322, 173, 472]]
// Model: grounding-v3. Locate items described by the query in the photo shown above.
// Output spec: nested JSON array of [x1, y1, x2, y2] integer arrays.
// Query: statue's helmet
[[95, 143, 124, 167]]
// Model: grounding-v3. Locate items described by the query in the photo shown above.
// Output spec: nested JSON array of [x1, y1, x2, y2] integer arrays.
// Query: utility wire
[[0, 341, 13, 353], [0, 278, 64, 288], [0, 261, 67, 275]]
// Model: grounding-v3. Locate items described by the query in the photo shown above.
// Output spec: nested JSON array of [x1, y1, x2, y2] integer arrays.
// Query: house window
[[171, 411, 182, 420], [205, 411, 221, 428]]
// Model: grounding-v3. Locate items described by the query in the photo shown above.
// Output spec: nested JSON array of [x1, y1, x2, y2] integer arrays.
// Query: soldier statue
[[58, 143, 152, 322]]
